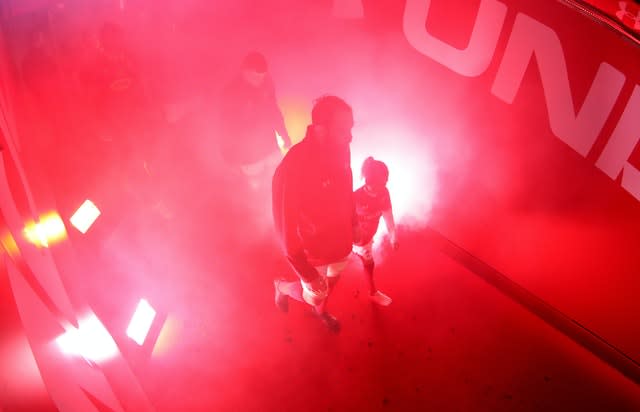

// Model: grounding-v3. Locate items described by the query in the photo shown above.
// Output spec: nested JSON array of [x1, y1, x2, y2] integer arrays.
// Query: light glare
[[55, 314, 118, 363], [126, 299, 157, 346], [70, 200, 101, 234]]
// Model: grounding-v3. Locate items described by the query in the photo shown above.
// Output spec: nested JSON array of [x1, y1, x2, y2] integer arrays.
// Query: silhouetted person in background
[[22, 27, 59, 104], [218, 52, 291, 191], [272, 95, 358, 333], [353, 156, 398, 306], [80, 21, 151, 145], [21, 25, 67, 140], [76, 22, 167, 215]]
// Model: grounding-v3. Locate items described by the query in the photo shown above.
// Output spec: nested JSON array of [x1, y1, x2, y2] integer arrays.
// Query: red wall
[[376, 0, 640, 362], [1, 2, 639, 407]]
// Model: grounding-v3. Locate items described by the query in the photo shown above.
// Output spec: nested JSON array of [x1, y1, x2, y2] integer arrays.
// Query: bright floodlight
[[126, 299, 156, 346], [70, 200, 101, 234], [55, 314, 118, 363]]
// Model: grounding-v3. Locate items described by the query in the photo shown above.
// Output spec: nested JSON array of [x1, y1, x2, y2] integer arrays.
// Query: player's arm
[[282, 194, 319, 282], [274, 160, 319, 282]]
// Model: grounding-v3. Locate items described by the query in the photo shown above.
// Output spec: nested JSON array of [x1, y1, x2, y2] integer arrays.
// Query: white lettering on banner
[[491, 13, 625, 157], [596, 85, 640, 199], [403, 0, 640, 202], [403, 0, 507, 77]]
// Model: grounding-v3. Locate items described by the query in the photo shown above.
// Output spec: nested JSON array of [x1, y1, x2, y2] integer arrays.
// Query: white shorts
[[301, 256, 350, 306], [352, 240, 373, 262]]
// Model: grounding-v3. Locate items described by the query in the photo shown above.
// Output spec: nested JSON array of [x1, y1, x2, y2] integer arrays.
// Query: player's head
[[241, 51, 268, 87], [362, 157, 389, 194], [311, 95, 354, 147]]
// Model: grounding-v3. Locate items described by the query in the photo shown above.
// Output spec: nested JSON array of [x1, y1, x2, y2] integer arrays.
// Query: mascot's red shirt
[[353, 186, 391, 246]]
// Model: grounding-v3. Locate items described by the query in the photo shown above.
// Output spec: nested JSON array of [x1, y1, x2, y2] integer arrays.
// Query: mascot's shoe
[[370, 290, 392, 306]]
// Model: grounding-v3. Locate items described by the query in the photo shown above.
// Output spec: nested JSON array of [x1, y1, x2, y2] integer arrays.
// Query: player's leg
[[312, 257, 349, 332]]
